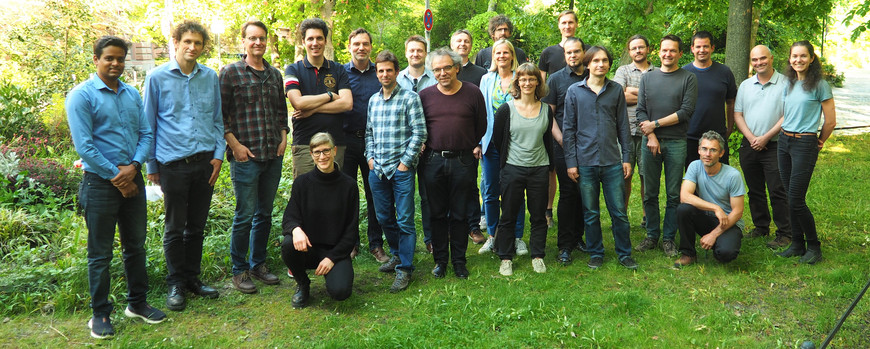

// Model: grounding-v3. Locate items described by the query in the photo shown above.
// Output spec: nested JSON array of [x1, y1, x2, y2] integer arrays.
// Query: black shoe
[[745, 227, 770, 238], [390, 270, 412, 293], [124, 302, 167, 324], [378, 256, 400, 273], [776, 244, 806, 258], [619, 256, 638, 270], [587, 256, 604, 270], [454, 264, 469, 279], [558, 249, 572, 265], [576, 239, 588, 253], [799, 248, 822, 264], [187, 279, 219, 299], [166, 284, 186, 311], [291, 283, 310, 309], [432, 263, 447, 278], [88, 316, 114, 339]]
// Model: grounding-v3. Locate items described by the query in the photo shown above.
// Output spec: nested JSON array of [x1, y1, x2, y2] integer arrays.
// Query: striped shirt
[[365, 84, 427, 179]]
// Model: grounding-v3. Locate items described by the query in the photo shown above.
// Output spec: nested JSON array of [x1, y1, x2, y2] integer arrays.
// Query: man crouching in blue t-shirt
[[674, 130, 746, 267]]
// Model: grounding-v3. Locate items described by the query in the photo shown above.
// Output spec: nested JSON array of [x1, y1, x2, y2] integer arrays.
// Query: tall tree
[[725, 0, 753, 83]]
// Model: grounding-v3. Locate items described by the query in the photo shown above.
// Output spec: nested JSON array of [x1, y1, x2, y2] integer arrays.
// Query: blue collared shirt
[[343, 61, 380, 132], [365, 84, 427, 179], [563, 78, 631, 168], [144, 59, 225, 174], [67, 74, 153, 180], [397, 67, 436, 93]]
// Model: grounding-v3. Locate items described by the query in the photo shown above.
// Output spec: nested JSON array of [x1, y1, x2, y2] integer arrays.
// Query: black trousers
[[495, 164, 549, 260], [677, 203, 742, 263], [158, 155, 214, 287], [422, 150, 476, 266], [738, 139, 791, 237], [281, 237, 353, 301], [342, 132, 384, 250], [553, 144, 585, 251]]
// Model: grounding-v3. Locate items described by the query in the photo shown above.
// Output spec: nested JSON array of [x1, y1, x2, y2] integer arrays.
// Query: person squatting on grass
[[674, 131, 746, 268], [491, 63, 554, 276], [774, 40, 837, 265], [282, 132, 358, 308], [67, 35, 166, 339], [144, 20, 224, 312]]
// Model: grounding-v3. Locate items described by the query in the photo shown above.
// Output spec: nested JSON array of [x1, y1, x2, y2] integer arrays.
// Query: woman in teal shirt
[[775, 41, 836, 264]]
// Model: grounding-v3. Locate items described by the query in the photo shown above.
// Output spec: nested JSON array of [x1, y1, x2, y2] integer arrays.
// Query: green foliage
[[0, 81, 41, 141], [39, 93, 71, 144], [844, 0, 870, 41], [821, 56, 846, 87]]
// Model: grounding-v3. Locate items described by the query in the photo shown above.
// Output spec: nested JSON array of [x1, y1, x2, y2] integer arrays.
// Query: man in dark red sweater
[[417, 48, 487, 279]]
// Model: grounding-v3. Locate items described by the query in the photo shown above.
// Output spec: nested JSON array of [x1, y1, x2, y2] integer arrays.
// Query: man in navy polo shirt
[[342, 27, 387, 263], [285, 18, 352, 179]]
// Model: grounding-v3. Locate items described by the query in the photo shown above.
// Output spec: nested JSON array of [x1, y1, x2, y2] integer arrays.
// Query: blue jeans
[[79, 172, 149, 317], [229, 157, 283, 275], [641, 137, 686, 241], [481, 144, 524, 238], [579, 165, 632, 259], [369, 169, 417, 271], [777, 133, 820, 249]]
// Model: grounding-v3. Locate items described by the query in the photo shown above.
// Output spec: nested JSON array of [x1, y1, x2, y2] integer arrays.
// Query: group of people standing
[[66, 10, 835, 340]]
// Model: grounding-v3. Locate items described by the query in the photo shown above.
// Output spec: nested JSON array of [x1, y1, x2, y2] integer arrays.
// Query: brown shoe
[[426, 241, 433, 254], [232, 271, 257, 294], [469, 228, 486, 244], [674, 255, 697, 268], [766, 235, 792, 249], [370, 246, 390, 263], [250, 264, 279, 285], [350, 245, 360, 259]]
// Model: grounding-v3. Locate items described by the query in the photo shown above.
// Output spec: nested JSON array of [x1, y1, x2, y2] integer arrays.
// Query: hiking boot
[[515, 238, 529, 256], [390, 270, 412, 293], [766, 235, 791, 249], [662, 240, 679, 257], [469, 228, 486, 244], [587, 256, 604, 270], [378, 256, 400, 273], [232, 271, 257, 294], [88, 316, 114, 339], [499, 260, 513, 276], [674, 254, 697, 268], [777, 244, 806, 258], [799, 248, 822, 264], [619, 256, 638, 270], [250, 264, 279, 285], [478, 236, 494, 254], [532, 258, 547, 273], [370, 246, 390, 263], [635, 237, 657, 252], [291, 283, 310, 309], [745, 227, 770, 238], [557, 249, 572, 266], [124, 302, 166, 324]]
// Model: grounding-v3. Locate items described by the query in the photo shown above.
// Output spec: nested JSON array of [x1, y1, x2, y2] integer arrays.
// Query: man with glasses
[[474, 14, 528, 69]]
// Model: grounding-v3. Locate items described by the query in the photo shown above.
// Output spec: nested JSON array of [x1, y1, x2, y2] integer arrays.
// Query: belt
[[781, 130, 817, 138], [166, 151, 211, 166], [430, 149, 466, 158]]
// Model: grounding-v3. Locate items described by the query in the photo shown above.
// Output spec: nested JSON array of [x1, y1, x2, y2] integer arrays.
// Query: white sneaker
[[532, 258, 546, 273], [479, 215, 487, 231], [515, 238, 529, 256], [479, 236, 494, 254], [499, 260, 513, 276]]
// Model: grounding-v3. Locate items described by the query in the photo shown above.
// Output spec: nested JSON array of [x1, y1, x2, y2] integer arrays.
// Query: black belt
[[166, 151, 211, 166], [430, 149, 466, 158]]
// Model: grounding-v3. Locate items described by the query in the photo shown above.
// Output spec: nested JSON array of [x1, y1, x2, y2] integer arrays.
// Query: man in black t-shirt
[[539, 10, 589, 80], [473, 14, 528, 69]]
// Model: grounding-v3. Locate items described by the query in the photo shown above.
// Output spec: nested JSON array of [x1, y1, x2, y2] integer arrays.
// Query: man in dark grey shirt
[[634, 35, 698, 257]]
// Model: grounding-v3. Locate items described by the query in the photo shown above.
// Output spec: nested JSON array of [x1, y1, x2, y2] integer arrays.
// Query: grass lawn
[[1, 134, 868, 348]]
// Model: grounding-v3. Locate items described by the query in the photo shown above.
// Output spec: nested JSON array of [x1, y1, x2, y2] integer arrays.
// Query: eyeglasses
[[518, 78, 538, 84], [432, 65, 454, 74], [311, 147, 334, 157], [246, 36, 267, 43]]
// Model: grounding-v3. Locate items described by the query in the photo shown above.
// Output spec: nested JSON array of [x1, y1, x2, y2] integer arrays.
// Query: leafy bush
[[821, 57, 845, 88], [0, 81, 41, 141], [39, 93, 71, 143]]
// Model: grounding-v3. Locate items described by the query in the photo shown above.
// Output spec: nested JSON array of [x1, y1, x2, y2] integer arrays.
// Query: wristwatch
[[130, 161, 142, 171], [654, 120, 660, 128], [326, 91, 334, 102]]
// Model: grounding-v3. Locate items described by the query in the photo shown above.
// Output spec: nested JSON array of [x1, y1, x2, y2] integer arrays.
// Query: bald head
[[750, 45, 774, 77]]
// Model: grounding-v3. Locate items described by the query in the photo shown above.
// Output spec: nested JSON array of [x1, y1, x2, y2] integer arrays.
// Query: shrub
[[18, 157, 80, 202], [821, 57, 845, 88], [0, 81, 41, 141], [39, 93, 71, 143]]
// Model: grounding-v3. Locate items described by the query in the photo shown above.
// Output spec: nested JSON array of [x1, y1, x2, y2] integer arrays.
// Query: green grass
[[0, 134, 868, 348]]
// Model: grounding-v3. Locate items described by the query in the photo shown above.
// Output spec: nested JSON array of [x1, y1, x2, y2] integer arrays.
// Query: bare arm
[[624, 87, 638, 106], [818, 98, 837, 149], [548, 104, 562, 146], [286, 89, 330, 111]]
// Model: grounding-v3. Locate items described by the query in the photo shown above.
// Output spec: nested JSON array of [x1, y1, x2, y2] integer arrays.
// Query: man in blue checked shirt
[[67, 35, 165, 340], [365, 50, 427, 293], [144, 20, 225, 312]]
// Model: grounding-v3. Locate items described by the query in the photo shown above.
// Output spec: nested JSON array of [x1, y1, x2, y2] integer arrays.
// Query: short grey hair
[[310, 132, 335, 149], [700, 130, 726, 152], [426, 48, 461, 70]]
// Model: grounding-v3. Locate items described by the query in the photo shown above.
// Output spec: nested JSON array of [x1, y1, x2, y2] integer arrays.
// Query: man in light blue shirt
[[144, 21, 225, 312], [67, 35, 165, 339]]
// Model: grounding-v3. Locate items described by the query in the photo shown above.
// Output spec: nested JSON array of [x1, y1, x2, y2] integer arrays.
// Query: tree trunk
[[725, 0, 753, 84], [488, 0, 497, 12], [320, 0, 336, 61]]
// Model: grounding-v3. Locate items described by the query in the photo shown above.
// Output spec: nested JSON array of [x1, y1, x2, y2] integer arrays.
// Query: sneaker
[[745, 227, 770, 238], [557, 249, 572, 265], [479, 215, 487, 231], [766, 235, 791, 249], [469, 228, 486, 244], [545, 210, 554, 228], [286, 268, 294, 278], [532, 258, 546, 273], [499, 260, 513, 276], [576, 239, 588, 253], [776, 244, 806, 258], [635, 237, 657, 252], [587, 256, 604, 269], [232, 271, 258, 294], [515, 238, 529, 256], [478, 236, 494, 254], [390, 270, 412, 293], [662, 240, 678, 257], [124, 303, 166, 324], [378, 256, 400, 273], [674, 254, 697, 268], [619, 256, 638, 270], [250, 264, 280, 285], [799, 248, 822, 264], [88, 316, 114, 339]]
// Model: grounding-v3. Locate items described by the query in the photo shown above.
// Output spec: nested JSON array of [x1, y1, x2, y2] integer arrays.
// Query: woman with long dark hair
[[775, 41, 836, 264]]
